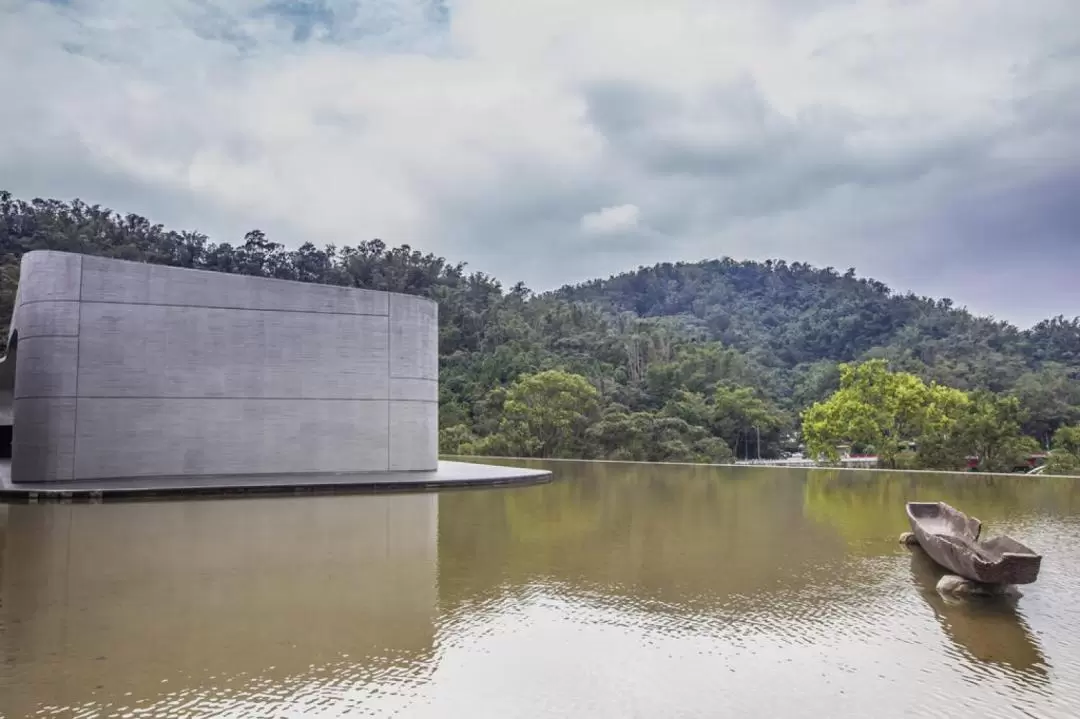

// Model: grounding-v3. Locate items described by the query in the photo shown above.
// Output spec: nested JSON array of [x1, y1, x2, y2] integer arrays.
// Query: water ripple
[[5, 467, 1080, 717]]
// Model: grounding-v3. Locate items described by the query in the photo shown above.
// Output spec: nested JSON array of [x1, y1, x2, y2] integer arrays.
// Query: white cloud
[[580, 204, 641, 235], [1, 0, 1080, 321]]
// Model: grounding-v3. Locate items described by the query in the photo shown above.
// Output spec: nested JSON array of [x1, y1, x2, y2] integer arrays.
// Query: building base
[[0, 460, 551, 502]]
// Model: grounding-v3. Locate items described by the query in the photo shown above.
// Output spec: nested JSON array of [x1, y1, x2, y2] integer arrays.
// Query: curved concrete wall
[[4, 251, 438, 482]]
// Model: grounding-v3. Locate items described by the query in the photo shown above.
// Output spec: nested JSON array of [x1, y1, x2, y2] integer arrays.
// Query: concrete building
[[0, 251, 542, 491]]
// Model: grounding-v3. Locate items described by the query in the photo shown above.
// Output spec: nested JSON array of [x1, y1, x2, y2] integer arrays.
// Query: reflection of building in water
[[907, 548, 1048, 680], [0, 495, 438, 717]]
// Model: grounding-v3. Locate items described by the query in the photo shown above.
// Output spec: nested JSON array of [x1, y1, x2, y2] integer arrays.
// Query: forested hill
[[3, 191, 1080, 464], [555, 260, 1080, 389]]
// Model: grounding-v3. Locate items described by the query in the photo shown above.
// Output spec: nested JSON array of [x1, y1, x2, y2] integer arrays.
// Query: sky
[[1, 0, 1079, 327]]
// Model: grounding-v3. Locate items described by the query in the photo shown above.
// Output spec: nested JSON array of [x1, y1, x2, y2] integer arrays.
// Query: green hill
[[555, 259, 1080, 391]]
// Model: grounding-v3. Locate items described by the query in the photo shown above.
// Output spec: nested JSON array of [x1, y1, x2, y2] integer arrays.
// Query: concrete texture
[[1, 251, 446, 482]]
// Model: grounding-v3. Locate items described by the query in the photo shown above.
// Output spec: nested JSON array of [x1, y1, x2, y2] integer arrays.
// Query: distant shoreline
[[442, 455, 1080, 480]]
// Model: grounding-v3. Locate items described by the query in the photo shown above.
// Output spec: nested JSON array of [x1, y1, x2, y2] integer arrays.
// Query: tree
[[790, 360, 841, 410], [802, 360, 968, 466], [585, 406, 734, 463], [952, 393, 1038, 473], [1045, 425, 1080, 476], [494, 370, 600, 458], [644, 342, 755, 403], [711, 384, 788, 459], [439, 424, 479, 455], [1011, 364, 1080, 448], [915, 392, 1037, 472], [660, 390, 713, 428]]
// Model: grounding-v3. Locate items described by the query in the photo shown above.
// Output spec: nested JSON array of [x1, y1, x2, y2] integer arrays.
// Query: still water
[[3, 461, 1080, 718]]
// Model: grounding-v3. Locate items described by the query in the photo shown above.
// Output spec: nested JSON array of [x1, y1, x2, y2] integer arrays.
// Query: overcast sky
[[2, 0, 1079, 327]]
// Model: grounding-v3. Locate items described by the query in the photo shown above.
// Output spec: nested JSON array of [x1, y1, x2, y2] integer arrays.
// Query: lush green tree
[[439, 424, 479, 455], [1027, 316, 1080, 365], [1011, 364, 1080, 448], [790, 360, 841, 410], [584, 406, 648, 460], [584, 406, 734, 463], [1052, 425, 1080, 455], [711, 385, 788, 460], [802, 360, 968, 466], [489, 370, 600, 458], [915, 392, 1037, 472], [644, 342, 756, 403], [660, 390, 713, 428], [950, 393, 1038, 473], [1045, 425, 1080, 476]]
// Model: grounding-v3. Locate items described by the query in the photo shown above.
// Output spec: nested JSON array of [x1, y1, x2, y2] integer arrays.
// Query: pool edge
[[0, 460, 553, 503]]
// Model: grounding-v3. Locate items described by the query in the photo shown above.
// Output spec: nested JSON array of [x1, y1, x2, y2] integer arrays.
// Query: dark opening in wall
[[0, 425, 11, 459]]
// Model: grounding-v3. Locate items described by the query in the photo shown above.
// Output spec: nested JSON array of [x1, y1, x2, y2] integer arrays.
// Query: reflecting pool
[[3, 462, 1080, 718]]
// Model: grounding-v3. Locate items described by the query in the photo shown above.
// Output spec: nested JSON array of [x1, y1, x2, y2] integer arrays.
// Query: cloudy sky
[[2, 0, 1079, 326]]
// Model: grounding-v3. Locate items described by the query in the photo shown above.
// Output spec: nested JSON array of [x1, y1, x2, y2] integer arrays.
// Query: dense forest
[[3, 191, 1080, 471]]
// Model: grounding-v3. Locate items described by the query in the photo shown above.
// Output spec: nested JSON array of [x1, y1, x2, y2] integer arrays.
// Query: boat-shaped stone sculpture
[[905, 501, 1042, 585]]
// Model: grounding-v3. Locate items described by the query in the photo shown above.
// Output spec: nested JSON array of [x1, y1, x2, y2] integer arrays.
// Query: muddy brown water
[[3, 461, 1080, 718]]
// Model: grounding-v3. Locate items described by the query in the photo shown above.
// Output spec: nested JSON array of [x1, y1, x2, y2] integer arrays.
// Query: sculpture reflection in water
[[0, 496, 440, 718], [907, 546, 1049, 681]]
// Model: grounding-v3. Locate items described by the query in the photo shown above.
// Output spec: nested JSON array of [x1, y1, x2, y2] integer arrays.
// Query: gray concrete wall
[[5, 251, 438, 482]]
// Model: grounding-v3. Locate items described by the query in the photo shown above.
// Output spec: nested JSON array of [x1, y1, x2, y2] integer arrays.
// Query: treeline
[[803, 360, 1080, 475], [3, 191, 1080, 469], [803, 360, 1044, 472]]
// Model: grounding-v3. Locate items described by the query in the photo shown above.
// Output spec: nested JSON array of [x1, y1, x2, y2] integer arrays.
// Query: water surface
[[3, 462, 1080, 718]]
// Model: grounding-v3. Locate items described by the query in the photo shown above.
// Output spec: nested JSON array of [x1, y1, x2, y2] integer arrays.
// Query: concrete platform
[[0, 460, 552, 502]]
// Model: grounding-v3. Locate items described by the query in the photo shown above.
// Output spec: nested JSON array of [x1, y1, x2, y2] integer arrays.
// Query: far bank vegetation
[[4, 191, 1080, 473]]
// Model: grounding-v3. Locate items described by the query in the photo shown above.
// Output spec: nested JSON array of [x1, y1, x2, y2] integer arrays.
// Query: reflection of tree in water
[[907, 547, 1049, 683], [803, 469, 1080, 550], [438, 461, 849, 619]]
